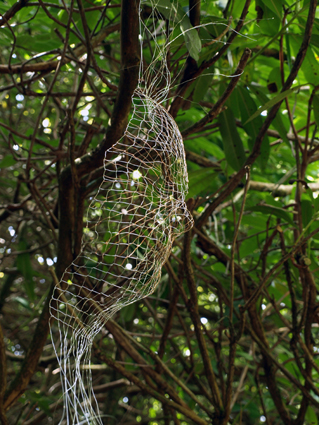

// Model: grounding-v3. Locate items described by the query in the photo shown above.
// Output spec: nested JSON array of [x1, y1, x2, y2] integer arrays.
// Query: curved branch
[[0, 22, 120, 75], [169, 0, 251, 117], [181, 48, 251, 138], [197, 0, 318, 229], [3, 285, 54, 411], [0, 0, 30, 28], [0, 322, 7, 424]]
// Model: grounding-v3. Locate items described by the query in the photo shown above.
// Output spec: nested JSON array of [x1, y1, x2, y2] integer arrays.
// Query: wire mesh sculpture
[[50, 2, 193, 424]]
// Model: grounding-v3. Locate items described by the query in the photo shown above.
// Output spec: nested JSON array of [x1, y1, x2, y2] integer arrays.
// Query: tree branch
[[3, 284, 54, 410], [0, 322, 7, 425], [181, 48, 251, 138], [183, 227, 223, 413], [248, 181, 319, 196], [0, 0, 30, 28], [95, 346, 209, 425], [169, 0, 251, 117], [196, 0, 318, 229], [0, 22, 120, 74]]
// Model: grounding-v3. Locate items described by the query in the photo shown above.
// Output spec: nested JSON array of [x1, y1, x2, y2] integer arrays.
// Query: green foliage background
[[0, 0, 319, 424]]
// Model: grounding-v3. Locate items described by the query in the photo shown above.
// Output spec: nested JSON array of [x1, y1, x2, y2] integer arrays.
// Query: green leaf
[[249, 85, 289, 144], [239, 237, 258, 258], [184, 137, 224, 159], [12, 296, 32, 311], [151, 0, 202, 60], [193, 69, 214, 103], [289, 34, 319, 85], [0, 155, 16, 168], [187, 168, 217, 199], [17, 34, 62, 53], [0, 27, 14, 46], [219, 108, 246, 171], [235, 86, 270, 169], [255, 0, 281, 35], [302, 48, 319, 86], [244, 87, 300, 124], [313, 95, 319, 127], [28, 391, 52, 416], [268, 282, 292, 308], [285, 31, 292, 71], [180, 17, 202, 61], [231, 1, 247, 18], [247, 205, 296, 227], [310, 33, 319, 49], [301, 199, 313, 234], [305, 406, 318, 425], [261, 0, 283, 18], [16, 240, 35, 301], [120, 303, 136, 322], [267, 67, 283, 93]]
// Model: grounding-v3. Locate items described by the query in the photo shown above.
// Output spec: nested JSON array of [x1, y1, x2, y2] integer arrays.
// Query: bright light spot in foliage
[[184, 348, 191, 356], [132, 170, 142, 180], [125, 263, 133, 270], [121, 209, 128, 215], [113, 155, 122, 162], [209, 293, 216, 302], [46, 258, 54, 266], [260, 416, 266, 423], [8, 226, 15, 237], [16, 94, 24, 101], [123, 397, 129, 403], [200, 317, 208, 325], [42, 118, 50, 128], [13, 145, 19, 151], [261, 110, 267, 117]]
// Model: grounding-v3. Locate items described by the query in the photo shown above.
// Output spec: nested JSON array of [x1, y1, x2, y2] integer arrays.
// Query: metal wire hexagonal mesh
[[49, 2, 193, 424]]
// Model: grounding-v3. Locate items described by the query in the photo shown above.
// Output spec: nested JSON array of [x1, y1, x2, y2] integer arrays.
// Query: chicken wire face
[[49, 4, 194, 425], [52, 89, 193, 337]]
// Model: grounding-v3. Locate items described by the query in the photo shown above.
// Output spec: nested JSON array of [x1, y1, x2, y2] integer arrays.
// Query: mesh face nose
[[184, 205, 195, 232], [169, 201, 194, 237]]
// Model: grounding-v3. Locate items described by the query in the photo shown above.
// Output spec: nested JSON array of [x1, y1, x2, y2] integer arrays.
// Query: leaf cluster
[[0, 0, 319, 424]]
